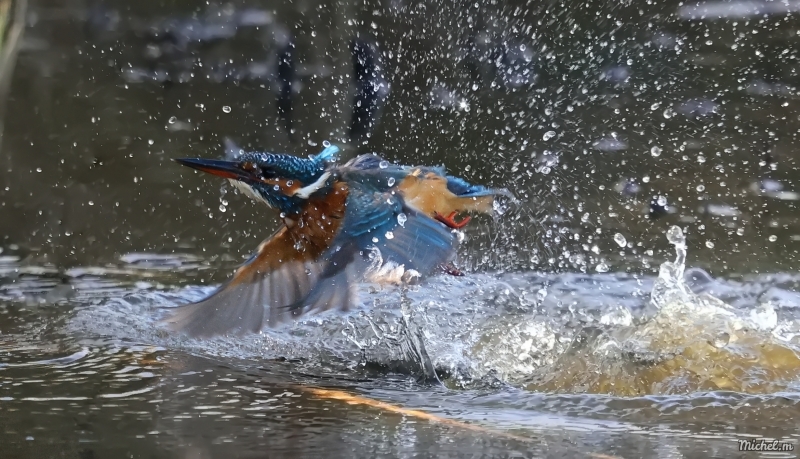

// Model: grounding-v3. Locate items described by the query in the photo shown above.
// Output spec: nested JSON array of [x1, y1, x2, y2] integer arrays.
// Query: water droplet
[[397, 213, 407, 227], [613, 233, 626, 247], [705, 240, 714, 248], [657, 196, 668, 206], [711, 332, 730, 348], [595, 262, 609, 272], [666, 225, 684, 246], [543, 130, 556, 141], [219, 204, 227, 212], [148, 139, 154, 145], [697, 184, 705, 192], [663, 108, 675, 119], [168, 116, 177, 124], [372, 237, 379, 243], [222, 106, 232, 113], [769, 235, 778, 242], [650, 146, 662, 157], [379, 160, 389, 169], [387, 177, 396, 186], [385, 231, 394, 239], [88, 201, 94, 206], [492, 198, 510, 216]]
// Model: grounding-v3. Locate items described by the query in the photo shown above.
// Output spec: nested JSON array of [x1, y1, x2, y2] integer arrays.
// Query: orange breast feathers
[[226, 182, 348, 288], [396, 170, 494, 218], [258, 178, 348, 253], [287, 181, 348, 252]]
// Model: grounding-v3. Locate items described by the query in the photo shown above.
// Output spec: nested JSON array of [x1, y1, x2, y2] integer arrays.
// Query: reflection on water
[[3, 0, 800, 458]]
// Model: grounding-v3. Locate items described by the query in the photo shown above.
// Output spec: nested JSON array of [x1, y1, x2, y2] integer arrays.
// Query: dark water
[[3, 0, 800, 458]]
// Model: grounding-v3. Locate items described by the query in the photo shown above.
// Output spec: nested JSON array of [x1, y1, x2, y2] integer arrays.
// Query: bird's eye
[[241, 162, 276, 179], [258, 167, 277, 179]]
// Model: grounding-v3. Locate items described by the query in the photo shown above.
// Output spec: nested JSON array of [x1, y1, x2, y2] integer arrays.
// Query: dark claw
[[440, 262, 465, 277], [434, 211, 471, 229]]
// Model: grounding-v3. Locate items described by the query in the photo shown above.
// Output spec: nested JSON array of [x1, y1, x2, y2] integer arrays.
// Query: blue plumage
[[169, 144, 512, 336], [236, 144, 339, 184], [340, 186, 401, 238], [444, 175, 495, 197], [341, 153, 502, 200], [283, 182, 457, 315]]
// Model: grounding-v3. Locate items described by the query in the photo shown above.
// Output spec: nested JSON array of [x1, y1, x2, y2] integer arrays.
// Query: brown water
[[2, 0, 800, 458]]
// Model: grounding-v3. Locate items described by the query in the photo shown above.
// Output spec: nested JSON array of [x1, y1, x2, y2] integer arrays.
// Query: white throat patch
[[228, 179, 271, 207], [292, 171, 332, 199]]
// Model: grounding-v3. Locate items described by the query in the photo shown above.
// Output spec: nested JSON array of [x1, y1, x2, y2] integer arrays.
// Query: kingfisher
[[161, 144, 513, 338]]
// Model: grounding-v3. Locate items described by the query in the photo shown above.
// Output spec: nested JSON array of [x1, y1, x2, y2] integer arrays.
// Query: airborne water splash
[[55, 224, 800, 395], [541, 227, 799, 395], [650, 225, 691, 309]]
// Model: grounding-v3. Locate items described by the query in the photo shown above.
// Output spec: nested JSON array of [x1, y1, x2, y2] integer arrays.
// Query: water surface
[[2, 0, 800, 458]]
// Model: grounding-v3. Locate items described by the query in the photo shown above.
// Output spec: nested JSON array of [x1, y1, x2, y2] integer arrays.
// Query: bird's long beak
[[175, 158, 251, 180]]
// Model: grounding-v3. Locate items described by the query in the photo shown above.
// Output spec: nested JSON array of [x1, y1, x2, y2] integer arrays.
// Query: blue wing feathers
[[344, 154, 501, 199], [339, 184, 401, 237], [283, 183, 456, 314], [313, 145, 340, 163], [345, 183, 455, 272], [378, 206, 456, 272], [344, 153, 386, 170], [445, 175, 494, 197]]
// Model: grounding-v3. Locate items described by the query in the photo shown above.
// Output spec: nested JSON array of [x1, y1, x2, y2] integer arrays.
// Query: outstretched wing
[[161, 182, 456, 338], [160, 226, 330, 337], [284, 182, 457, 316]]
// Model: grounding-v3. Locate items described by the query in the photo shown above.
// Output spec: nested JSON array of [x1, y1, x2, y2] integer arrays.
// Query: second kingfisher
[[162, 144, 513, 338]]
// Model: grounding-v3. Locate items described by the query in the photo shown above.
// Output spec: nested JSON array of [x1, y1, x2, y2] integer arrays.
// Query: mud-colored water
[[3, 0, 800, 458]]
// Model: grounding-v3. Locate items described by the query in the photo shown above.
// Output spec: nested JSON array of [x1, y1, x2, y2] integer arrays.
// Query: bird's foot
[[439, 262, 465, 277], [434, 211, 471, 229]]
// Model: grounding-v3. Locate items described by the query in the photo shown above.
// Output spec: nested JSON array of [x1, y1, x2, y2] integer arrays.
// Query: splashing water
[[28, 224, 800, 397], [650, 225, 693, 309], [535, 226, 800, 395]]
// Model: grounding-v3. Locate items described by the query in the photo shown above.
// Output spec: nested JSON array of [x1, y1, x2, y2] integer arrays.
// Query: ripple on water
[[3, 227, 800, 449]]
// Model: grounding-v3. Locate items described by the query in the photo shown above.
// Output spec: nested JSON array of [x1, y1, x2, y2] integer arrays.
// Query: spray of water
[[46, 224, 800, 396]]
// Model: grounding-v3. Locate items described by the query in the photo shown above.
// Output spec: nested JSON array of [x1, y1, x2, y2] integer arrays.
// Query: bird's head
[[176, 145, 339, 215]]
